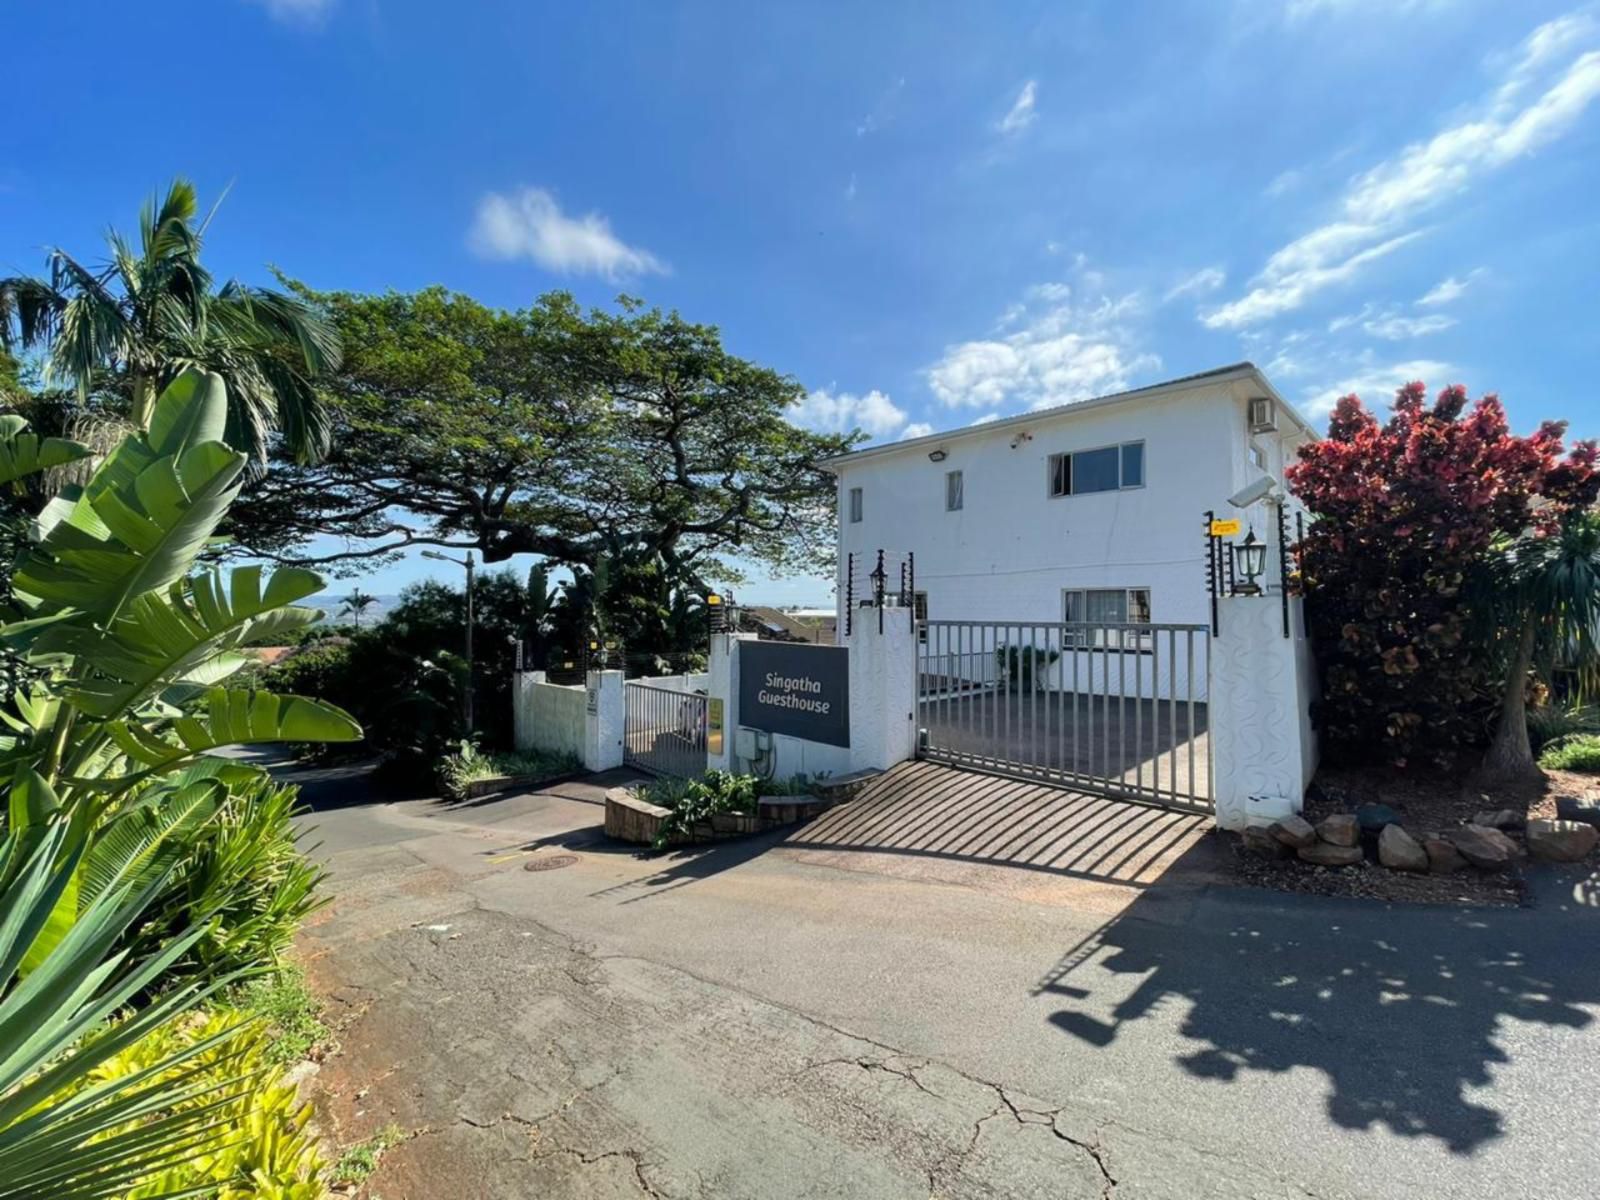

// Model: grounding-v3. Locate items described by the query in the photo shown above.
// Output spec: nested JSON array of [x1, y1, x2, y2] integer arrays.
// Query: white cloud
[[246, 0, 333, 24], [900, 422, 935, 440], [1204, 17, 1600, 329], [468, 187, 666, 279], [996, 80, 1038, 135], [1363, 312, 1457, 339], [790, 388, 908, 438], [1163, 266, 1227, 303], [927, 280, 1160, 412], [1417, 269, 1484, 306], [1303, 358, 1457, 418]]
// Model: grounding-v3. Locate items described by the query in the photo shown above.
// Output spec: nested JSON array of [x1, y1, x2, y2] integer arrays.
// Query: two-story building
[[823, 362, 1315, 634]]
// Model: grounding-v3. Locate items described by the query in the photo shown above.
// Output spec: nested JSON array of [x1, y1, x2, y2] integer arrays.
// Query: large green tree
[[228, 287, 855, 586], [0, 179, 340, 464]]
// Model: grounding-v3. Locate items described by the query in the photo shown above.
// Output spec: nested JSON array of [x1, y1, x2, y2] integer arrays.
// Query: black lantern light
[[868, 559, 888, 607], [1233, 529, 1267, 594]]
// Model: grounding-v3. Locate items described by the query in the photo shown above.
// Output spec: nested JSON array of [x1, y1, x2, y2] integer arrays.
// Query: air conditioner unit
[[1248, 396, 1278, 433]]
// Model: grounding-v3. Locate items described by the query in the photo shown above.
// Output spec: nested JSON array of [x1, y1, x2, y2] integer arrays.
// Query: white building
[[823, 362, 1316, 634]]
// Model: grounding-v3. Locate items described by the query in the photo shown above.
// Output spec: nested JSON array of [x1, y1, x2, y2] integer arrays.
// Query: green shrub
[[239, 964, 330, 1066], [638, 769, 761, 848], [1527, 704, 1600, 753], [1538, 734, 1600, 772], [332, 1122, 408, 1187], [436, 739, 582, 801]]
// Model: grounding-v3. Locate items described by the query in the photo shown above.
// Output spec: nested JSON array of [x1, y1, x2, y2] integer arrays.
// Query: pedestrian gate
[[916, 619, 1212, 811], [623, 681, 708, 778]]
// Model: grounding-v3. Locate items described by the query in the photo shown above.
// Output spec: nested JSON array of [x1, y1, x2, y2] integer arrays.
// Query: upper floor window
[[1249, 443, 1266, 470], [1049, 440, 1145, 497], [945, 470, 964, 512], [848, 486, 863, 523]]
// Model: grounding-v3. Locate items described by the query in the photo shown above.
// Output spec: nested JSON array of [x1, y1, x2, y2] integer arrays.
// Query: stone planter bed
[[1229, 764, 1600, 906], [604, 770, 879, 847], [461, 768, 585, 799]]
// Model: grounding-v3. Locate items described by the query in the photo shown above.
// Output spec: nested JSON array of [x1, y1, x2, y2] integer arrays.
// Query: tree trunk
[[128, 372, 156, 431], [1482, 611, 1540, 780]]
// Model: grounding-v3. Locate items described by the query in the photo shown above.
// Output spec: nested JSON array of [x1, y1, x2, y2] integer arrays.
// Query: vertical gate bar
[[1167, 628, 1179, 806], [1029, 624, 1038, 776], [1100, 627, 1110, 787], [1118, 627, 1127, 791], [1134, 629, 1144, 796], [1071, 626, 1080, 784], [1150, 629, 1161, 797], [1186, 629, 1197, 803]]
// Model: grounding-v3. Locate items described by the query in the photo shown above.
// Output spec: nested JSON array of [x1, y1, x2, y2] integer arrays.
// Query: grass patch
[[332, 1123, 407, 1187], [1539, 733, 1600, 773], [237, 965, 329, 1066]]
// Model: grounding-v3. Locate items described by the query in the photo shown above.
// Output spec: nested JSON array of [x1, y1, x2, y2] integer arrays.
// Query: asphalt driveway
[[284, 754, 1600, 1199]]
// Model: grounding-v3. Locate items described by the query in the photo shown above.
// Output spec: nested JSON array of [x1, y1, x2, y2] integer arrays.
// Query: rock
[[1316, 813, 1360, 847], [1555, 796, 1600, 829], [1378, 825, 1429, 872], [1298, 842, 1364, 867], [1471, 808, 1525, 831], [1268, 815, 1317, 849], [1445, 824, 1522, 870], [1525, 819, 1599, 863], [1241, 826, 1290, 858], [1422, 835, 1469, 874], [1356, 803, 1402, 833]]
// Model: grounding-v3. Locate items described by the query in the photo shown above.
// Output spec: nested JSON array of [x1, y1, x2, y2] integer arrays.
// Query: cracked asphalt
[[284, 755, 1600, 1199]]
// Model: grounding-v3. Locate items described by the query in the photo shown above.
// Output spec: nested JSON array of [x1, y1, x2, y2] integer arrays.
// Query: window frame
[[1047, 439, 1146, 499], [1248, 443, 1266, 470], [1061, 586, 1154, 651], [945, 469, 964, 512], [847, 486, 863, 524]]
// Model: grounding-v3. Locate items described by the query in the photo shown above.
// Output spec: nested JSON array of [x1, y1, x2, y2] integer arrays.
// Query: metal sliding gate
[[916, 619, 1212, 811], [623, 682, 709, 778]]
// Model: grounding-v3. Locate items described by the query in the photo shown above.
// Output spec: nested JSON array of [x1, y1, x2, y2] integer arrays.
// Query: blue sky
[[5, 1, 1599, 605]]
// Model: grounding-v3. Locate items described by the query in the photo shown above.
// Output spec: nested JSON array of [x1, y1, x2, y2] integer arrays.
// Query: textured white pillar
[[583, 669, 625, 771], [845, 609, 918, 773], [704, 633, 754, 772], [1209, 595, 1319, 829]]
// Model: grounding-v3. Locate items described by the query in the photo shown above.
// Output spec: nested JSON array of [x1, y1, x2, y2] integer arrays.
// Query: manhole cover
[[525, 854, 579, 872]]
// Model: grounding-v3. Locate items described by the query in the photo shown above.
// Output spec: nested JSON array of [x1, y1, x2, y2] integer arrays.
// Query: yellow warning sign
[[1210, 518, 1242, 537]]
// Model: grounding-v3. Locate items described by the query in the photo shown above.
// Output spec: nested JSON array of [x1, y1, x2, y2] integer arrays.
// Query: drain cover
[[524, 853, 579, 872]]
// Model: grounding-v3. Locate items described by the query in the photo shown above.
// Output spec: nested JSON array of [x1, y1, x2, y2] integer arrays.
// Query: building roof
[[819, 361, 1314, 471]]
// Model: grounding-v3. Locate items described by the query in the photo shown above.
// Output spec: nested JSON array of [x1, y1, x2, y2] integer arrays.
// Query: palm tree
[[340, 588, 378, 628], [1482, 510, 1600, 778], [0, 178, 340, 464]]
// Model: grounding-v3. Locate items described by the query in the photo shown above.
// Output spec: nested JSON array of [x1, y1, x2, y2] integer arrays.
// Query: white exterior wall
[[835, 383, 1245, 630], [513, 671, 587, 758]]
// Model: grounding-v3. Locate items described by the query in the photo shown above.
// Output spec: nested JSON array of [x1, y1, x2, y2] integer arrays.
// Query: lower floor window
[[1062, 587, 1152, 649]]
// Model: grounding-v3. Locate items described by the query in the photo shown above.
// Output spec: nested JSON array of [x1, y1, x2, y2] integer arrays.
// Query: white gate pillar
[[583, 669, 625, 772], [844, 609, 918, 773], [704, 633, 755, 773], [1209, 594, 1318, 829]]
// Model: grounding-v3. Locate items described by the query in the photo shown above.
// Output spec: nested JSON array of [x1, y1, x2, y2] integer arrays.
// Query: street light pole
[[423, 549, 476, 736]]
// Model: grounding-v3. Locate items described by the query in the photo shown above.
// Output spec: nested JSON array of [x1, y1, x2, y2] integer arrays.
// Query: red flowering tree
[[1287, 382, 1597, 769]]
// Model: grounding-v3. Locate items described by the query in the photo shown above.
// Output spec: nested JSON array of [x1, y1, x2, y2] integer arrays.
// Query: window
[[1062, 587, 1153, 649], [1048, 441, 1145, 497], [1249, 443, 1266, 470], [848, 486, 863, 523], [945, 470, 964, 511]]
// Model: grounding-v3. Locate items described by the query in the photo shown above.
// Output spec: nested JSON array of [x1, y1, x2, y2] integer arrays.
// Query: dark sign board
[[737, 641, 850, 748]]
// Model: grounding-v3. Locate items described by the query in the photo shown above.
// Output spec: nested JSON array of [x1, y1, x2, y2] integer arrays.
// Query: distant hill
[[306, 592, 402, 627]]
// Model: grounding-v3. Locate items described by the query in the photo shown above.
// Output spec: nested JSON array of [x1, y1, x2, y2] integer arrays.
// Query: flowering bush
[[1288, 382, 1598, 767]]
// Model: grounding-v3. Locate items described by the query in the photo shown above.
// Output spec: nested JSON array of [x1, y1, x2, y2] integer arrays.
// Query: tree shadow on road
[[1035, 871, 1600, 1153]]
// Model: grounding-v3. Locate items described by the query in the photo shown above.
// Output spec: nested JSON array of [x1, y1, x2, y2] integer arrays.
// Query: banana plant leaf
[[0, 414, 90, 489]]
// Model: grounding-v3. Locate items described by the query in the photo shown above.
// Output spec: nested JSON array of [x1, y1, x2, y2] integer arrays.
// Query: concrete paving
[[285, 752, 1600, 1199]]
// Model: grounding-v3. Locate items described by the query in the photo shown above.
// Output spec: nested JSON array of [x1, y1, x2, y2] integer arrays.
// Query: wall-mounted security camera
[[1009, 431, 1033, 450], [928, 448, 948, 462], [1228, 476, 1279, 508]]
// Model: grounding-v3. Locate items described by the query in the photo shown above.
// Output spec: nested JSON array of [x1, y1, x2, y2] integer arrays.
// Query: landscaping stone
[[1471, 808, 1524, 831], [1555, 796, 1600, 829], [1241, 826, 1290, 858], [1356, 803, 1402, 834], [1377, 825, 1428, 872], [1316, 813, 1360, 847], [812, 769, 881, 803], [1422, 835, 1469, 874], [757, 794, 829, 827], [1298, 841, 1364, 867], [1269, 815, 1317, 849], [1445, 824, 1522, 870], [712, 812, 761, 835], [1525, 819, 1599, 863], [603, 789, 675, 845]]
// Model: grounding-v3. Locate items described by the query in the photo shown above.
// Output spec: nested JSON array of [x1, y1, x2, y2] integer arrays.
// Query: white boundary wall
[[512, 668, 624, 771]]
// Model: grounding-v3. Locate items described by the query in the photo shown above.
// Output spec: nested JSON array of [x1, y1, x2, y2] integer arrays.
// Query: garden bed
[[605, 770, 879, 848], [1229, 764, 1600, 906]]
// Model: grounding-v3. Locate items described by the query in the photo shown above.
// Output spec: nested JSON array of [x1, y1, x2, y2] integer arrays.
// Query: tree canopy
[[229, 287, 855, 587]]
